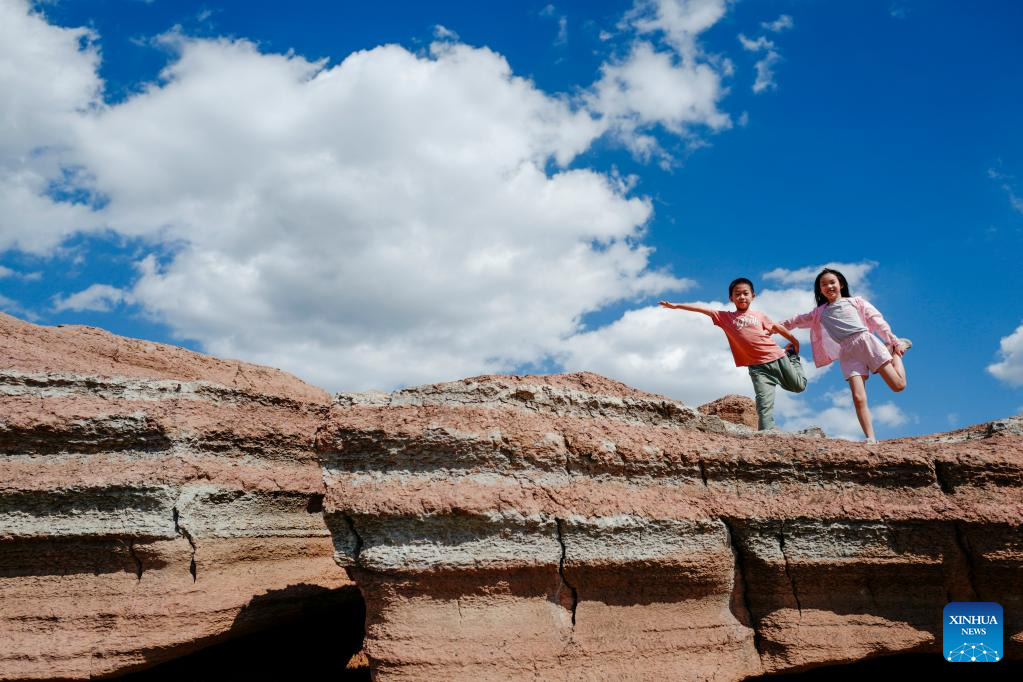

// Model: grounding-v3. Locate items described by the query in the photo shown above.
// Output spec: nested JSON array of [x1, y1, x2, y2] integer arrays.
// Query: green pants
[[748, 353, 807, 430]]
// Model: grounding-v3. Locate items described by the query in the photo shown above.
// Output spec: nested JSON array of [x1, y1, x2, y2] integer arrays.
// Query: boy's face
[[730, 283, 754, 311]]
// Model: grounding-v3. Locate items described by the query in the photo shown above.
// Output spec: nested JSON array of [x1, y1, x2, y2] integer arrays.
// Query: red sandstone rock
[[0, 313, 351, 679], [698, 394, 759, 429], [5, 313, 1022, 681], [319, 373, 1023, 680]]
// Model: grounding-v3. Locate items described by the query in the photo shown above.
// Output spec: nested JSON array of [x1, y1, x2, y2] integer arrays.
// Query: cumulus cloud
[[588, 40, 731, 155], [780, 390, 907, 440], [52, 283, 131, 312], [0, 2, 903, 440], [761, 15, 793, 33], [624, 0, 729, 58], [738, 13, 793, 94], [433, 25, 459, 41], [738, 34, 781, 93], [2, 0, 747, 391], [0, 264, 42, 280], [587, 0, 733, 160], [540, 5, 568, 46], [0, 292, 36, 320], [0, 0, 104, 253], [988, 322, 1023, 386], [762, 261, 877, 299]]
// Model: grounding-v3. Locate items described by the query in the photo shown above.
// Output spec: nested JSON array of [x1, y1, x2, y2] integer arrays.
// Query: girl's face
[[819, 273, 842, 303]]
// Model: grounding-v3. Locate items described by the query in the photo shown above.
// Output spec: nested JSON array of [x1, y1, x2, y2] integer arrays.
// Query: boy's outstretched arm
[[659, 301, 716, 318], [770, 323, 800, 355]]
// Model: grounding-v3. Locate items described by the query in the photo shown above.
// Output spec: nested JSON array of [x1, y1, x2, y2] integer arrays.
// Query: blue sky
[[2, 0, 1022, 439]]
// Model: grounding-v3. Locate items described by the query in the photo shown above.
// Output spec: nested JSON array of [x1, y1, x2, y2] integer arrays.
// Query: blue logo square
[[943, 602, 1003, 662]]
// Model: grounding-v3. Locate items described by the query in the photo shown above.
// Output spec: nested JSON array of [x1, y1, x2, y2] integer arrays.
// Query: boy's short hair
[[728, 277, 755, 297]]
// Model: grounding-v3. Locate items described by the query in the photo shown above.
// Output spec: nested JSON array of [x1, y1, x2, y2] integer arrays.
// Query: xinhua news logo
[[943, 602, 1002, 662]]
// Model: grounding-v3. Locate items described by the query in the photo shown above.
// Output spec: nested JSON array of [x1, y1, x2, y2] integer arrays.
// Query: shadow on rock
[[121, 584, 367, 679]]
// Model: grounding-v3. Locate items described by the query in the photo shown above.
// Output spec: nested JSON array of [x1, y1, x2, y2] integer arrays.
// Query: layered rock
[[0, 313, 352, 679], [319, 372, 1023, 680], [699, 394, 759, 429]]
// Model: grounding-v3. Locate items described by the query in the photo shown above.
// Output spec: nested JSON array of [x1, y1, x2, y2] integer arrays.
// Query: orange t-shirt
[[710, 309, 786, 367]]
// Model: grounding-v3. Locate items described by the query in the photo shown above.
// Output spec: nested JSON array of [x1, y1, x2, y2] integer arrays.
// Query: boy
[[659, 277, 806, 431]]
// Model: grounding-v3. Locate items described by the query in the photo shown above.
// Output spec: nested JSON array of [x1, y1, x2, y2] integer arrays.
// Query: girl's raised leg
[[848, 375, 874, 440], [878, 351, 907, 393]]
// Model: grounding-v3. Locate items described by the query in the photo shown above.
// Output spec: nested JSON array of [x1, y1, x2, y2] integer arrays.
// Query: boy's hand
[[785, 341, 800, 356], [658, 301, 676, 309]]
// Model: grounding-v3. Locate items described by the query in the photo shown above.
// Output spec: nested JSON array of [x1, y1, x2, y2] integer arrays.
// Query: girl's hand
[[890, 342, 905, 357], [658, 301, 676, 309]]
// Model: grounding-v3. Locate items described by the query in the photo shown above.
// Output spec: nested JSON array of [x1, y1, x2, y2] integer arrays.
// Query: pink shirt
[[709, 309, 786, 367], [780, 296, 899, 368]]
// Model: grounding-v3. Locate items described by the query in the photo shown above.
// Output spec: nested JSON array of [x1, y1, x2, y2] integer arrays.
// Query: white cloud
[[587, 0, 734, 160], [988, 322, 1023, 386], [0, 0, 104, 253], [873, 401, 909, 427], [988, 166, 1023, 215], [52, 283, 130, 312], [0, 0, 747, 392], [738, 35, 774, 52], [0, 265, 41, 280], [540, 5, 568, 45], [0, 292, 37, 320], [624, 0, 729, 59], [738, 33, 782, 94], [761, 15, 793, 33], [558, 303, 753, 406], [738, 13, 794, 94], [587, 40, 731, 158], [762, 261, 877, 300], [433, 25, 459, 41], [780, 389, 907, 440]]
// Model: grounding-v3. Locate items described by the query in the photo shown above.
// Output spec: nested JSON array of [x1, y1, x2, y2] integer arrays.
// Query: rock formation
[[319, 373, 1023, 680], [699, 394, 759, 429], [0, 313, 353, 679], [3, 313, 1021, 681]]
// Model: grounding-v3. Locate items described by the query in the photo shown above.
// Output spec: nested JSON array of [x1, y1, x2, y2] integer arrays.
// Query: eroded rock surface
[[699, 394, 759, 429], [0, 313, 351, 679], [320, 372, 1023, 680]]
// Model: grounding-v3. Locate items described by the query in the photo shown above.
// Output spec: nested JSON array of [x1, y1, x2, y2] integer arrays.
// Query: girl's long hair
[[814, 268, 851, 306]]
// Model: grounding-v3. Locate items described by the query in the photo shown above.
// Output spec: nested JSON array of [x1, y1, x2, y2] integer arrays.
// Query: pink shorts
[[838, 331, 893, 380]]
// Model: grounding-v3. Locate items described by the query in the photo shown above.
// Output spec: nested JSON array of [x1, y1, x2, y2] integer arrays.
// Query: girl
[[780, 268, 912, 443]]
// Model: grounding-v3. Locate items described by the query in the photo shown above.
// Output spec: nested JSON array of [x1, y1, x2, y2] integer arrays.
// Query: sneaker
[[897, 338, 912, 353], [865, 437, 877, 444]]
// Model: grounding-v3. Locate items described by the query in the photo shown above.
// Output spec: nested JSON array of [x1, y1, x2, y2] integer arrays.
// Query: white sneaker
[[865, 437, 877, 444], [897, 338, 912, 353]]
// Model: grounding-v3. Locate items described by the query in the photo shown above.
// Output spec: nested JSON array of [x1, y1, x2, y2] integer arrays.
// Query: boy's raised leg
[[778, 352, 808, 393]]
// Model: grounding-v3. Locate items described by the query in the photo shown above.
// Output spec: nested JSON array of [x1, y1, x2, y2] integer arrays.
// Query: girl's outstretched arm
[[659, 301, 716, 318], [780, 308, 815, 330]]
